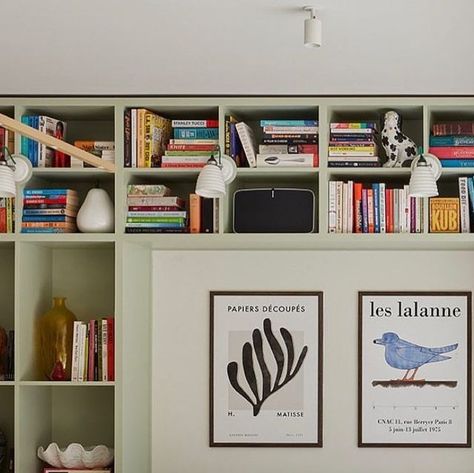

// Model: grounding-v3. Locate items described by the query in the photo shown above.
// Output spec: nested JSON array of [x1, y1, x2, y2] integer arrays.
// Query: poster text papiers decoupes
[[210, 291, 323, 447], [359, 292, 471, 447]]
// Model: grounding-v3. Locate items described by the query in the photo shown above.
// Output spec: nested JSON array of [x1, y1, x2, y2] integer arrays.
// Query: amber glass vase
[[37, 297, 76, 381]]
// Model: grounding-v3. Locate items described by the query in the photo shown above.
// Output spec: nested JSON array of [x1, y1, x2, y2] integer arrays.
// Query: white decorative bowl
[[37, 442, 114, 469]]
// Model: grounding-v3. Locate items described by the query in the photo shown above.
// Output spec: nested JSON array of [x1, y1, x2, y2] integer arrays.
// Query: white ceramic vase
[[77, 188, 114, 233]]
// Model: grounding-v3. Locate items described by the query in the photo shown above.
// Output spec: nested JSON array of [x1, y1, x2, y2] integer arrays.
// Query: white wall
[[152, 250, 474, 473], [3, 0, 474, 95]]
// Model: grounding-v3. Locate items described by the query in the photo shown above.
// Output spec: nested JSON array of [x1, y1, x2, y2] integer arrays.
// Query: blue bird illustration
[[374, 332, 458, 381]]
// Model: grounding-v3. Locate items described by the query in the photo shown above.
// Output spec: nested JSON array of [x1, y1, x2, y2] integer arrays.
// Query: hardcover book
[[429, 197, 460, 233]]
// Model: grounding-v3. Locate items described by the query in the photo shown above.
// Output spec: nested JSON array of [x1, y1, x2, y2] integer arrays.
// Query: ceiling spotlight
[[303, 6, 321, 48]]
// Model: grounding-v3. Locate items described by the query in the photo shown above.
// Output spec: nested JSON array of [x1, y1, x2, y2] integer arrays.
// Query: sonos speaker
[[233, 188, 315, 233]]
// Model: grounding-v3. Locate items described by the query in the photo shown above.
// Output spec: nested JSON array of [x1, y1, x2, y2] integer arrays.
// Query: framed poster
[[210, 291, 323, 447], [359, 291, 471, 447]]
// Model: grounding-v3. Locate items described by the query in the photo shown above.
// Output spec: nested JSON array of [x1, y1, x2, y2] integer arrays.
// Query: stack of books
[[124, 108, 171, 167], [43, 469, 111, 473], [162, 119, 219, 168], [189, 194, 219, 233], [71, 317, 114, 382], [328, 181, 423, 233], [20, 115, 68, 167], [255, 120, 319, 168], [0, 198, 14, 233], [21, 189, 78, 233], [0, 327, 14, 381], [429, 121, 474, 168], [0, 126, 14, 157], [71, 141, 115, 168], [125, 184, 187, 233], [328, 122, 379, 167]]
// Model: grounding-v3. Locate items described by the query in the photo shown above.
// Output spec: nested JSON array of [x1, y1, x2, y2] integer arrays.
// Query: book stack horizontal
[[328, 122, 380, 167], [162, 119, 219, 168], [257, 120, 319, 168], [0, 197, 14, 233], [21, 115, 68, 167], [126, 184, 187, 233], [71, 317, 114, 382], [124, 108, 172, 167], [430, 121, 474, 167], [328, 181, 423, 233], [189, 194, 219, 233], [71, 141, 115, 168], [21, 189, 78, 233]]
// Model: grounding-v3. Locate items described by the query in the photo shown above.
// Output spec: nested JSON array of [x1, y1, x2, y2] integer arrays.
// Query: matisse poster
[[210, 291, 323, 447], [359, 292, 471, 447]]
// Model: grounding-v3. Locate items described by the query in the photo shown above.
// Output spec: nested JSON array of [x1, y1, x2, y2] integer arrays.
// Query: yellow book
[[429, 197, 460, 233], [144, 111, 153, 168], [137, 109, 146, 168]]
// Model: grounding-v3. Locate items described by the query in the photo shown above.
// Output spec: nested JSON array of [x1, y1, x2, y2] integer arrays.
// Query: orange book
[[189, 194, 201, 233], [353, 182, 363, 233], [429, 197, 460, 233]]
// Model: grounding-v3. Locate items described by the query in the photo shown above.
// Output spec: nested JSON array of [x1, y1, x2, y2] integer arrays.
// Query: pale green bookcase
[[0, 96, 473, 472]]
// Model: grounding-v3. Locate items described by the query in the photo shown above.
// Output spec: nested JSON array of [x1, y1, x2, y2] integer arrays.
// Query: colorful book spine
[[171, 119, 219, 128], [189, 194, 201, 233], [373, 184, 380, 233], [328, 181, 336, 233], [432, 122, 474, 136], [429, 136, 474, 146], [173, 128, 218, 140], [439, 159, 474, 167], [459, 177, 470, 233], [429, 147, 474, 158], [260, 120, 318, 127]]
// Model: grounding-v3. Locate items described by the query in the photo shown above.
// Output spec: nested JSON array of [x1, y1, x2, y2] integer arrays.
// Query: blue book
[[21, 227, 72, 233], [440, 159, 474, 167], [372, 183, 380, 233], [430, 136, 474, 146], [22, 215, 72, 222], [173, 128, 218, 140], [24, 189, 72, 195], [33, 116, 39, 167], [260, 120, 318, 127]]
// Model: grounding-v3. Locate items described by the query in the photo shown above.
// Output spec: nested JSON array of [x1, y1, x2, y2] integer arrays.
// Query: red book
[[429, 146, 474, 159], [23, 197, 72, 205], [353, 183, 363, 233], [313, 153, 319, 167], [167, 144, 216, 151], [107, 317, 114, 382], [386, 189, 393, 233], [432, 122, 474, 136]]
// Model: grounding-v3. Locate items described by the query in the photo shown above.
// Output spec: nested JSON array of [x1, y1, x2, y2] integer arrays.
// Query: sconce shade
[[0, 165, 16, 198], [196, 160, 226, 198], [304, 17, 322, 47], [408, 154, 442, 198]]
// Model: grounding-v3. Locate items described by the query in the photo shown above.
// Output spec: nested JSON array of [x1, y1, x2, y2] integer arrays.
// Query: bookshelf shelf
[[0, 96, 474, 473]]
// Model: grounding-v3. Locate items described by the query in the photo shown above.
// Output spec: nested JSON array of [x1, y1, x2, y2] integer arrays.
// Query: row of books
[[21, 115, 69, 167], [430, 121, 474, 168], [328, 181, 424, 233], [125, 184, 187, 233], [42, 469, 111, 473], [329, 122, 380, 167], [0, 328, 14, 381], [162, 120, 218, 168], [71, 317, 114, 382], [0, 127, 14, 158], [0, 198, 14, 233], [124, 108, 171, 167], [189, 194, 219, 233], [21, 189, 78, 233], [70, 141, 115, 168], [225, 118, 319, 168]]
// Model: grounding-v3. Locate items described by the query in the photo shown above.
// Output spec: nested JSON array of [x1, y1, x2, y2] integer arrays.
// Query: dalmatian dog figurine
[[381, 111, 418, 167]]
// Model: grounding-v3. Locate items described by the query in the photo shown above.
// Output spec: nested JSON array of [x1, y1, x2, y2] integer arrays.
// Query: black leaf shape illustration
[[227, 318, 308, 416]]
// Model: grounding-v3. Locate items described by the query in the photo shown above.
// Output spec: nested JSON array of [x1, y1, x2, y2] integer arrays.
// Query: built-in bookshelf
[[2, 96, 474, 472]]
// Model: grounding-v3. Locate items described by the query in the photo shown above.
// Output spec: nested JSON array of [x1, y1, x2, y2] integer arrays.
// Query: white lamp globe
[[0, 165, 16, 198], [408, 154, 442, 198], [196, 160, 226, 198]]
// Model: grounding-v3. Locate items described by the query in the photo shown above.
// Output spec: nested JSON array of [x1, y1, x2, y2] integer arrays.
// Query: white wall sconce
[[303, 6, 322, 48], [0, 148, 32, 198], [408, 153, 442, 198]]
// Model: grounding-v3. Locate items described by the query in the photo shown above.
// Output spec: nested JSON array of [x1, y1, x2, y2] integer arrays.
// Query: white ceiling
[[1, 0, 473, 95]]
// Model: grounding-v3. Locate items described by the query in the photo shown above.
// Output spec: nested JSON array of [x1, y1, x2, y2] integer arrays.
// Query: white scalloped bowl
[[37, 442, 114, 469]]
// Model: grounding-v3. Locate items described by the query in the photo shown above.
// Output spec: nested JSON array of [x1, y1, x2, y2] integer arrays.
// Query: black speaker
[[233, 188, 315, 233]]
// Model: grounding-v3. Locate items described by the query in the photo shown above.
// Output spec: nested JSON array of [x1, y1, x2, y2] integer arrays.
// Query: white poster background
[[212, 293, 321, 445], [360, 293, 470, 445]]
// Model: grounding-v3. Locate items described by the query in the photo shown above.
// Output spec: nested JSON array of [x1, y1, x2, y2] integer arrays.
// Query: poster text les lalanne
[[369, 300, 462, 318]]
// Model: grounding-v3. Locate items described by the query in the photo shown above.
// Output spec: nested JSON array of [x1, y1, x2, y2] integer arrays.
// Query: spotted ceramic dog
[[381, 111, 418, 167]]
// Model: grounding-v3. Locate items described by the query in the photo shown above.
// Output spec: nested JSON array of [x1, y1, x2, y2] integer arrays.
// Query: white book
[[101, 319, 108, 381], [78, 323, 86, 382], [131, 109, 137, 168], [235, 122, 257, 168], [71, 321, 81, 382], [328, 181, 337, 233], [393, 191, 399, 233], [459, 177, 470, 233], [347, 181, 354, 233], [379, 183, 386, 233], [342, 182, 348, 233], [336, 181, 343, 233], [404, 185, 410, 233]]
